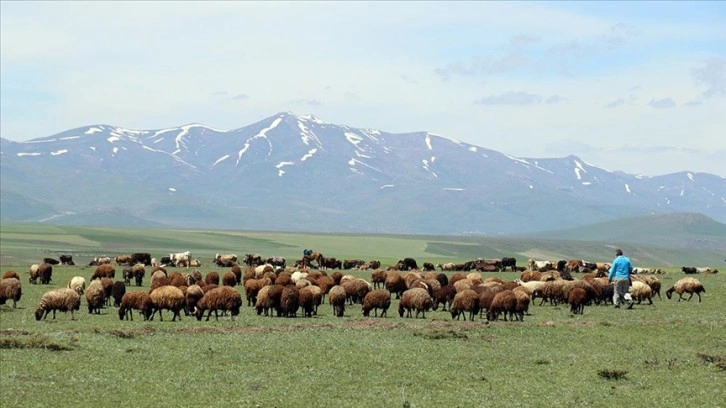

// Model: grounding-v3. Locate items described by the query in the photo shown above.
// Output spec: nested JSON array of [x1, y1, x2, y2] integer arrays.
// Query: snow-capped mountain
[[1, 112, 724, 235]]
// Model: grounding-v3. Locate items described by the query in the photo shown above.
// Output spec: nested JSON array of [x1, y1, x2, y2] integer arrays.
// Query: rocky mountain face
[[1, 112, 724, 235]]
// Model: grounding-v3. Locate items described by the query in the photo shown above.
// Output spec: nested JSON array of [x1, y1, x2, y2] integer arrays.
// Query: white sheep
[[67, 276, 86, 296]]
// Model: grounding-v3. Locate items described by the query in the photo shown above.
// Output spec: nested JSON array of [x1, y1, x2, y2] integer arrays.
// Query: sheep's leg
[[687, 293, 694, 301], [696, 292, 702, 302]]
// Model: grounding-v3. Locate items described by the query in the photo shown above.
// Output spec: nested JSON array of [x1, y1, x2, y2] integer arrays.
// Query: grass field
[[1, 225, 724, 407]]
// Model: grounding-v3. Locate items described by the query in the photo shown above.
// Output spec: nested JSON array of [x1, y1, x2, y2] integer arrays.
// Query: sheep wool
[[85, 280, 106, 314], [328, 285, 347, 317], [362, 289, 391, 317], [398, 287, 433, 319], [666, 277, 706, 302], [450, 289, 480, 321], [194, 286, 243, 321], [118, 291, 153, 321], [35, 288, 81, 321], [0, 278, 22, 308], [149, 285, 185, 321]]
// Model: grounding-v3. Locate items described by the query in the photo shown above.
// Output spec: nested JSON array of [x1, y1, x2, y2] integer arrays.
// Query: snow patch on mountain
[[213, 155, 230, 167], [17, 152, 41, 157], [50, 149, 68, 156], [85, 127, 103, 135], [301, 148, 317, 161]]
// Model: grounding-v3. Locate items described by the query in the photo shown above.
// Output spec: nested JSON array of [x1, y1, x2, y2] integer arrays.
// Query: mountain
[[1, 112, 725, 237]]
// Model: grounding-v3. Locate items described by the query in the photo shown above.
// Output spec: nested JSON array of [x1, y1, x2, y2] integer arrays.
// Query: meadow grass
[[1, 226, 725, 407]]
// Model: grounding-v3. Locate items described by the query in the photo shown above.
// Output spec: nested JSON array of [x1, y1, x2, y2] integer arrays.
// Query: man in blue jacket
[[608, 248, 634, 309]]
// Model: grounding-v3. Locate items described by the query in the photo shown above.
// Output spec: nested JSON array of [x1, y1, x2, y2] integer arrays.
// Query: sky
[[1, 1, 725, 176]]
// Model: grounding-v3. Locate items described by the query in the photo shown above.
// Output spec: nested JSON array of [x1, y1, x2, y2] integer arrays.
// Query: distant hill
[[1, 112, 724, 235]]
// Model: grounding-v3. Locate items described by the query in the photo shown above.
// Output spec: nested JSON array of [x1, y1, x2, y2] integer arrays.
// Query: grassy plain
[[0, 225, 724, 407]]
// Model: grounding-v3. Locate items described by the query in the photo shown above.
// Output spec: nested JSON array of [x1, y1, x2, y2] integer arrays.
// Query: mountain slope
[[1, 112, 724, 236]]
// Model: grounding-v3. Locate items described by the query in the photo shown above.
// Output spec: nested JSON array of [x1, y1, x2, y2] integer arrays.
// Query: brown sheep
[[255, 284, 283, 317], [2, 271, 20, 280], [111, 281, 126, 307], [478, 286, 503, 318], [520, 270, 542, 282], [91, 264, 115, 281], [244, 278, 270, 306], [449, 272, 467, 286], [275, 272, 293, 287], [86, 280, 106, 314], [328, 285, 346, 317], [185, 284, 205, 315], [330, 271, 343, 285], [194, 286, 243, 321], [450, 289, 479, 321], [149, 285, 185, 321], [299, 285, 322, 317], [371, 269, 388, 290], [488, 290, 518, 321], [568, 287, 587, 315], [278, 285, 300, 317], [0, 278, 22, 308], [100, 277, 114, 306], [342, 279, 372, 305], [201, 284, 219, 294], [230, 265, 242, 285], [28, 264, 39, 284], [169, 272, 187, 288], [35, 288, 81, 321], [432, 285, 457, 311], [204, 272, 220, 286], [118, 291, 153, 321], [513, 290, 531, 321], [666, 277, 706, 302], [149, 270, 170, 293], [384, 272, 406, 299], [398, 288, 433, 319], [36, 263, 53, 285], [132, 264, 145, 286], [362, 289, 391, 317]]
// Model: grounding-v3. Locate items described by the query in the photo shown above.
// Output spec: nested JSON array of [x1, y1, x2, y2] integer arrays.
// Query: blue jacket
[[608, 255, 633, 280]]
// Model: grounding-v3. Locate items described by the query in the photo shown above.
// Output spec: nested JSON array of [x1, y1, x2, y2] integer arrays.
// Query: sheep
[[317, 275, 335, 300], [149, 285, 185, 321], [432, 285, 457, 311], [629, 280, 653, 305], [342, 278, 372, 305], [299, 285, 322, 317], [184, 284, 205, 315], [453, 278, 473, 293], [244, 277, 269, 306], [187, 270, 203, 285], [278, 285, 300, 317], [436, 273, 449, 287], [371, 269, 388, 289], [362, 289, 391, 317], [118, 291, 153, 321], [519, 270, 542, 282], [37, 263, 53, 284], [478, 286, 503, 318], [568, 287, 587, 315], [255, 284, 283, 317], [86, 280, 106, 314], [513, 290, 531, 321], [100, 277, 114, 306], [66, 276, 86, 297], [275, 272, 293, 287], [194, 286, 243, 321], [328, 285, 347, 317], [635, 275, 662, 300], [35, 288, 81, 321], [666, 277, 706, 302], [220, 271, 237, 287], [487, 290, 518, 321], [398, 288, 433, 319], [204, 271, 220, 286], [131, 264, 145, 286], [28, 264, 39, 284], [168, 272, 187, 288], [149, 270, 170, 293], [2, 271, 20, 280], [384, 272, 406, 299], [450, 289, 480, 321], [0, 278, 22, 308], [122, 267, 133, 285], [91, 264, 115, 280], [111, 281, 126, 307]]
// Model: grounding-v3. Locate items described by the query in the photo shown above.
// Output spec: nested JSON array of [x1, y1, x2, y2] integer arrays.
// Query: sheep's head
[[665, 287, 674, 299], [34, 308, 44, 321]]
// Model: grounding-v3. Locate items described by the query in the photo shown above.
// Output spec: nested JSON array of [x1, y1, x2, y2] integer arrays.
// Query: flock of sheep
[[0, 253, 711, 324]]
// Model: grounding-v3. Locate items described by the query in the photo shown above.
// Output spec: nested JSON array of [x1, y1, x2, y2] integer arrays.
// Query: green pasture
[[0, 225, 724, 407]]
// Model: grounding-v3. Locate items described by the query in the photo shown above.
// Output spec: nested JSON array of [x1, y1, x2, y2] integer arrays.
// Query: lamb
[[398, 288, 433, 319], [194, 286, 243, 321], [35, 288, 81, 321], [111, 281, 127, 307], [86, 280, 106, 314], [2, 271, 20, 280], [132, 264, 145, 286], [149, 285, 185, 321], [487, 290, 518, 321], [568, 287, 587, 315], [449, 289, 480, 321], [118, 291, 153, 321], [278, 285, 300, 317], [666, 277, 706, 302], [362, 289, 391, 317], [0, 278, 22, 308], [91, 264, 115, 280], [67, 276, 86, 296], [629, 280, 653, 305], [299, 285, 323, 317], [328, 285, 347, 317]]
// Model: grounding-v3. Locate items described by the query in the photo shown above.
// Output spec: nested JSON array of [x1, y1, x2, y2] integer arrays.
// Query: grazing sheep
[[149, 270, 170, 293], [371, 269, 388, 290], [100, 277, 114, 306], [67, 276, 86, 296], [398, 288, 433, 319], [453, 278, 473, 293], [2, 271, 20, 280], [635, 275, 662, 300], [520, 270, 542, 282], [478, 286, 503, 318], [436, 273, 449, 287], [487, 290, 518, 322], [513, 290, 531, 321], [122, 267, 133, 285], [629, 280, 653, 305], [131, 264, 145, 286], [342, 279, 372, 305], [450, 289, 480, 321], [35, 288, 81, 321], [384, 272, 406, 299], [118, 291, 153, 321], [244, 278, 269, 306], [449, 272, 467, 286], [111, 281, 126, 307], [184, 284, 205, 315], [275, 273, 293, 287], [169, 272, 187, 288], [666, 277, 706, 302], [28, 264, 39, 284], [91, 264, 115, 281], [299, 285, 323, 317], [230, 265, 242, 285], [194, 286, 243, 321], [187, 270, 203, 285], [0, 278, 22, 308], [328, 285, 347, 317], [85, 280, 106, 314], [568, 287, 587, 315], [221, 271, 237, 287], [432, 285, 457, 311], [204, 272, 220, 286], [37, 263, 53, 284], [149, 285, 185, 321], [255, 285, 283, 317], [362, 289, 391, 317], [278, 285, 300, 318]]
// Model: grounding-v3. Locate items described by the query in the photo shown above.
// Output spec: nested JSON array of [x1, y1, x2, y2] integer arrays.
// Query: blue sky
[[1, 1, 724, 176]]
